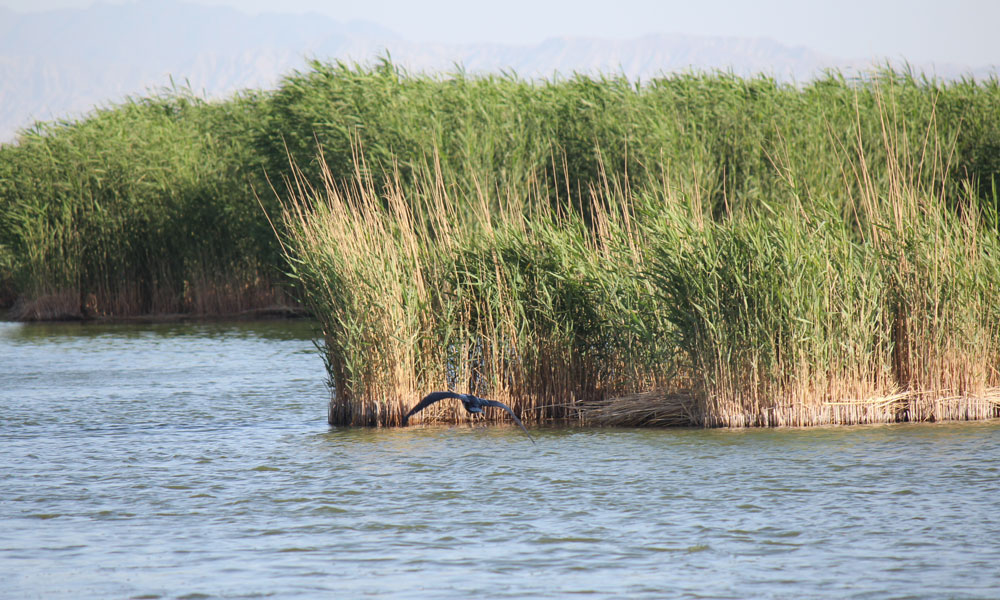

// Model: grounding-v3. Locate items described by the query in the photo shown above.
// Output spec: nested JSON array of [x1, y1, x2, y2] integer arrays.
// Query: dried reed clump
[[587, 387, 1000, 428], [10, 289, 81, 321], [580, 390, 698, 427], [8, 273, 293, 322]]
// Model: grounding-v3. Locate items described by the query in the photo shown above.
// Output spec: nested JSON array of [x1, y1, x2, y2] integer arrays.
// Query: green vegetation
[[280, 93, 1000, 427], [0, 89, 283, 318], [2, 61, 998, 426], [279, 154, 669, 425]]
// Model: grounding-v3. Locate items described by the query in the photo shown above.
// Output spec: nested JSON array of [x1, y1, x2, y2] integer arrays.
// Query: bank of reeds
[[278, 148, 673, 425], [279, 80, 1000, 428], [2, 60, 997, 426], [626, 88, 1000, 427], [3, 64, 999, 321], [0, 89, 291, 319]]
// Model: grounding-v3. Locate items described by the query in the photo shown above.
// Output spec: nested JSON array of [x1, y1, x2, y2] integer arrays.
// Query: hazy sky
[[2, 0, 998, 67]]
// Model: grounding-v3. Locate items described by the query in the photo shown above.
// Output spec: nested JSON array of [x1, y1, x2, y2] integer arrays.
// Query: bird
[[403, 391, 535, 444]]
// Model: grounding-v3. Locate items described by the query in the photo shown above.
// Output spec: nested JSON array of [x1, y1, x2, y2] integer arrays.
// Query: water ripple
[[2, 321, 1000, 598]]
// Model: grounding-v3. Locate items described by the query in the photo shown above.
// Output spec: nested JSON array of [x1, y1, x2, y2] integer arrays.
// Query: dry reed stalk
[[179, 274, 293, 316], [11, 289, 80, 321], [12, 267, 292, 321], [586, 385, 1000, 428], [581, 389, 698, 427]]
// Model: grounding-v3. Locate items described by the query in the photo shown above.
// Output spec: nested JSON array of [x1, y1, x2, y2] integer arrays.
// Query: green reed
[[276, 71, 1000, 427], [3, 63, 998, 319], [277, 148, 670, 425], [1, 63, 998, 431], [0, 88, 285, 318], [643, 84, 1000, 426]]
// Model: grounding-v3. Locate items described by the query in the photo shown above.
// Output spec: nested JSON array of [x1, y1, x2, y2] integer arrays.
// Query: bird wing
[[403, 391, 464, 424], [482, 400, 536, 445]]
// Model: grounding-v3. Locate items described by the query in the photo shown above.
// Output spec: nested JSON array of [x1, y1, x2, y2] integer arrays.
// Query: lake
[[2, 320, 999, 599]]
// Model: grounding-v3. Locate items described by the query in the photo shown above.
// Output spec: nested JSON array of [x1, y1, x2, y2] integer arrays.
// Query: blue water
[[2, 320, 999, 599]]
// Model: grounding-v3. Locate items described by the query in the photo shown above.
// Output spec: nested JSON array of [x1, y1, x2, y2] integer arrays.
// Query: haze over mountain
[[1, 0, 995, 142]]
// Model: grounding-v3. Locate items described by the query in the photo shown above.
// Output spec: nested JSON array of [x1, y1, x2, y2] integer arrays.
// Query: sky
[[1, 0, 998, 67]]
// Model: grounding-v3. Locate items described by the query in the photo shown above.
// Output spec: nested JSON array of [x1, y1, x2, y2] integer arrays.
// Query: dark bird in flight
[[403, 391, 535, 444]]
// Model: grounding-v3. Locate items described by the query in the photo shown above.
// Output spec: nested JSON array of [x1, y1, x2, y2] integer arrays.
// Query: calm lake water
[[2, 320, 999, 599]]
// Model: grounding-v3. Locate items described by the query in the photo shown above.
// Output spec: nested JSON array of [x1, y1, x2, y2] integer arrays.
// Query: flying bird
[[403, 391, 535, 444]]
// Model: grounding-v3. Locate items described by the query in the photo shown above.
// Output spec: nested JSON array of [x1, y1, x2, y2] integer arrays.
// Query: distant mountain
[[0, 0, 994, 142]]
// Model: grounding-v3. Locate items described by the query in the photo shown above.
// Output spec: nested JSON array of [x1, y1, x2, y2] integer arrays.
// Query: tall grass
[[277, 77, 1000, 428], [0, 89, 287, 319], [642, 86, 1000, 426], [854, 92, 1000, 420], [277, 148, 671, 425], [3, 59, 994, 426], [3, 63, 998, 321]]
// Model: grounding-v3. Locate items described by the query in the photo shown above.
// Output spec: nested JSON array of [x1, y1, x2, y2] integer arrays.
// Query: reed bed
[[3, 61, 999, 427], [276, 76, 1000, 428], [278, 150, 671, 425], [0, 89, 288, 319], [4, 64, 999, 321], [633, 85, 1000, 427]]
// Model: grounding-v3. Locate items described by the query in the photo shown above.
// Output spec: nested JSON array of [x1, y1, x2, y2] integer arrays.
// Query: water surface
[[2, 321, 999, 599]]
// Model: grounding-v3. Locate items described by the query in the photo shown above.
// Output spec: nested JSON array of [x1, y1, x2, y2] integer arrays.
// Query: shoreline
[[579, 388, 1000, 428], [5, 308, 997, 430], [1, 305, 310, 324], [6, 307, 996, 430]]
